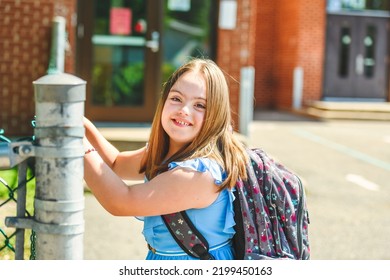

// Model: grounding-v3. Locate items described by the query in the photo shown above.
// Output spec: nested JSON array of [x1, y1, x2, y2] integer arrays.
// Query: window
[[364, 25, 376, 78], [327, 0, 390, 12], [162, 0, 217, 80], [338, 26, 351, 77]]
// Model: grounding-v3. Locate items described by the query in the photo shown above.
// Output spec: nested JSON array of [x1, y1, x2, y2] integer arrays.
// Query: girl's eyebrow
[[170, 88, 206, 101], [170, 87, 182, 94], [195, 96, 207, 101]]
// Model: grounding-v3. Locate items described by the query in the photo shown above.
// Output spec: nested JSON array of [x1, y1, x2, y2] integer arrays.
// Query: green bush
[[0, 167, 35, 260]]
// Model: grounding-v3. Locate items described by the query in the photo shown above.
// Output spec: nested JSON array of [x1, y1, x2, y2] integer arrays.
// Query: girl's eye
[[195, 103, 206, 110], [170, 97, 181, 102]]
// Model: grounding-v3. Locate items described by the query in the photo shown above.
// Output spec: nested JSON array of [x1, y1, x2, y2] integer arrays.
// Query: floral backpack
[[161, 148, 310, 260]]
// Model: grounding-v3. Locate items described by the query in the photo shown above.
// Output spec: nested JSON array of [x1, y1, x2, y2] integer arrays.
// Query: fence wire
[[0, 128, 36, 260]]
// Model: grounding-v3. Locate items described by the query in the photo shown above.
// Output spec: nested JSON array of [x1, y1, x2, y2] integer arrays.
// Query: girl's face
[[161, 70, 207, 154]]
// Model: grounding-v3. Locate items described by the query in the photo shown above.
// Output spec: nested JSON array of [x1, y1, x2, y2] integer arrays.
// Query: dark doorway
[[323, 14, 389, 100]]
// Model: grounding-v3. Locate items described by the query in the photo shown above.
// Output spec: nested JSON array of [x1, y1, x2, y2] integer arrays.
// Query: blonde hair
[[140, 58, 248, 189]]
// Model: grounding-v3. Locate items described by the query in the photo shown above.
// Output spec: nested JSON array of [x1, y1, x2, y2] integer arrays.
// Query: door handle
[[355, 54, 364, 75], [77, 24, 84, 39], [146, 31, 159, 53]]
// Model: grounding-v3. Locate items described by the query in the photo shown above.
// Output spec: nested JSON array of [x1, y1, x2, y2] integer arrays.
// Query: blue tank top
[[137, 158, 236, 260]]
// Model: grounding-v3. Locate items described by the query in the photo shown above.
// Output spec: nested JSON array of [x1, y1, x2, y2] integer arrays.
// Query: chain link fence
[[0, 128, 36, 260]]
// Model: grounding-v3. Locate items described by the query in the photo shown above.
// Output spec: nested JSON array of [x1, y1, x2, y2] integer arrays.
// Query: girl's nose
[[178, 104, 190, 116]]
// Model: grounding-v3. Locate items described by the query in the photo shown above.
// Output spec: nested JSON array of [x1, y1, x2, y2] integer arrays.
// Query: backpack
[[161, 148, 310, 260]]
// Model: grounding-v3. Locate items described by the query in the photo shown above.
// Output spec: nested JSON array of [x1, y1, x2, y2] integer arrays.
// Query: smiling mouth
[[173, 119, 191, 126]]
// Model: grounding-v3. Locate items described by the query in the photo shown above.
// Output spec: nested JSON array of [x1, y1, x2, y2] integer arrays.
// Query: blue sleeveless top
[[138, 158, 236, 260]]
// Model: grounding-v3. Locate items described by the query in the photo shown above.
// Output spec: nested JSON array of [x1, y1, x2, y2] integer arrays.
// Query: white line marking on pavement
[[346, 174, 380, 191], [294, 129, 390, 171]]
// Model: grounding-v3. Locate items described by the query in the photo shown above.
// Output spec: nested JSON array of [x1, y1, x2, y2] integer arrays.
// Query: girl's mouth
[[173, 119, 191, 127]]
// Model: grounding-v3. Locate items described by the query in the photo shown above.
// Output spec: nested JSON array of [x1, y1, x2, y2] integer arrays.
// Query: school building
[[1, 0, 389, 136]]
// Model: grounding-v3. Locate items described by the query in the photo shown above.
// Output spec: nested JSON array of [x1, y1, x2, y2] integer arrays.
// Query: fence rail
[[0, 72, 86, 260]]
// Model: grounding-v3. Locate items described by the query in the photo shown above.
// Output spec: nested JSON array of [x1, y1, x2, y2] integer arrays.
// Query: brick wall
[[254, 0, 326, 110], [217, 0, 326, 128], [273, 0, 301, 108], [216, 0, 257, 131], [254, 1, 276, 108], [0, 0, 76, 136], [297, 0, 326, 105]]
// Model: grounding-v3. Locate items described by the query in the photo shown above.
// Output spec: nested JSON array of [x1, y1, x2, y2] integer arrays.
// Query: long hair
[[140, 58, 248, 189]]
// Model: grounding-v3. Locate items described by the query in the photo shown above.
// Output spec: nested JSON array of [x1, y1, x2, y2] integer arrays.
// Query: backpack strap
[[161, 211, 214, 260], [232, 187, 246, 259]]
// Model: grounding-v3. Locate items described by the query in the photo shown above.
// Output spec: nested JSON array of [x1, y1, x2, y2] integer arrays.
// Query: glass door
[[162, 0, 217, 74], [77, 0, 162, 122]]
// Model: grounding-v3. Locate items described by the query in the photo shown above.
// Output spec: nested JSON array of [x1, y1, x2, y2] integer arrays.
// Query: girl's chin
[[169, 138, 194, 150]]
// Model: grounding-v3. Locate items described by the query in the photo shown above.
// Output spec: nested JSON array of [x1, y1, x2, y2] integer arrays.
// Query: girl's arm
[[84, 151, 219, 217], [84, 117, 145, 180]]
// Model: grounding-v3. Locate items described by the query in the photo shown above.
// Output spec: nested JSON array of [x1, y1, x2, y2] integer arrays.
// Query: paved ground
[[249, 111, 390, 260], [83, 110, 390, 260], [84, 189, 147, 260]]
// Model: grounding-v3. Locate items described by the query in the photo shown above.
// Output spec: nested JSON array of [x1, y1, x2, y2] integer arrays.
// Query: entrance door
[[323, 14, 389, 100], [77, 0, 162, 122]]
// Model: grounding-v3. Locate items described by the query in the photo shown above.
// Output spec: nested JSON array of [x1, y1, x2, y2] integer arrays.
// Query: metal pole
[[293, 67, 304, 110], [33, 73, 86, 259], [47, 16, 66, 74], [15, 161, 27, 260], [239, 66, 255, 137]]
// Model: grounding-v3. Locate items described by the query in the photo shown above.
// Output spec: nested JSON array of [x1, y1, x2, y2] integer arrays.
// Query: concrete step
[[303, 101, 390, 121]]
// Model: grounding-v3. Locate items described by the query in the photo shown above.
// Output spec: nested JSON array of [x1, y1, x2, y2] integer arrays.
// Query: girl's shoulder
[[168, 158, 226, 186]]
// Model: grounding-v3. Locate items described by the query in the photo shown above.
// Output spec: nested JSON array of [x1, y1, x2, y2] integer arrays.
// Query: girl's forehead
[[179, 70, 204, 83], [171, 71, 207, 98]]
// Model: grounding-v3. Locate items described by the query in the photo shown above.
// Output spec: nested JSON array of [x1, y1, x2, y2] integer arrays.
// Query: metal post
[[15, 161, 27, 260], [239, 66, 255, 137], [33, 73, 86, 259], [293, 67, 304, 110], [47, 16, 66, 74]]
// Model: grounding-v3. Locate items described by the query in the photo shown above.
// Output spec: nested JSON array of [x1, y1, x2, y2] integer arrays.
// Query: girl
[[83, 58, 248, 260]]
